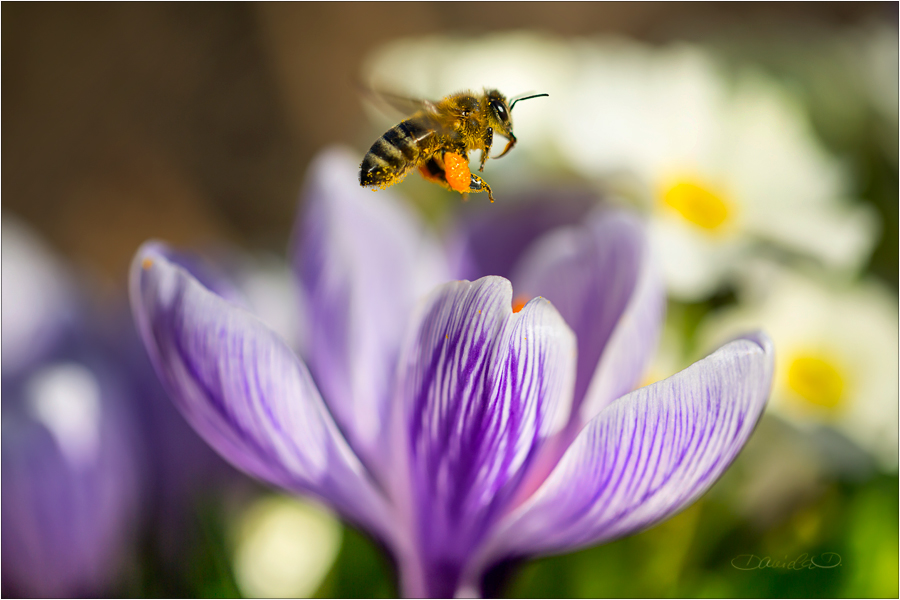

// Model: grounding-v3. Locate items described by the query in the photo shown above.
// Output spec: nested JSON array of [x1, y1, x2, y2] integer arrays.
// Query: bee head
[[484, 90, 549, 154], [485, 89, 514, 137]]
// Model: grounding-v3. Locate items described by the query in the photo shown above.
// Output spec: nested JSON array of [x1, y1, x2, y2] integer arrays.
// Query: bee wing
[[360, 85, 440, 118]]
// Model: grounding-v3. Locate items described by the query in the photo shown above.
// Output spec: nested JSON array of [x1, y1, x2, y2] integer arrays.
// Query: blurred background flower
[[231, 495, 342, 599], [2, 218, 140, 597], [699, 260, 899, 471], [3, 3, 896, 597]]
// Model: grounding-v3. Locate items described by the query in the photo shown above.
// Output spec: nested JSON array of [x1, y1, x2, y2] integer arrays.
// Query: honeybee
[[359, 88, 548, 203]]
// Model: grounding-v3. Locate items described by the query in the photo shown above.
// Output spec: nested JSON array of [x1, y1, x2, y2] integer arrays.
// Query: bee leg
[[479, 127, 493, 172], [469, 173, 494, 203]]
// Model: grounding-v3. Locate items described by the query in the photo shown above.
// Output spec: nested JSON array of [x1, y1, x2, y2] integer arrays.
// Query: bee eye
[[491, 100, 509, 123]]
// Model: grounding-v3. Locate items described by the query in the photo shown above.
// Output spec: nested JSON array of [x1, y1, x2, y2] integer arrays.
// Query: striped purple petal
[[483, 332, 772, 562], [129, 242, 390, 538], [292, 148, 449, 468], [512, 208, 665, 425], [392, 276, 576, 597]]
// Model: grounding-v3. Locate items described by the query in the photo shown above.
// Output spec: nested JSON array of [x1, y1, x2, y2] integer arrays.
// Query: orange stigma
[[142, 257, 154, 270], [512, 295, 530, 313]]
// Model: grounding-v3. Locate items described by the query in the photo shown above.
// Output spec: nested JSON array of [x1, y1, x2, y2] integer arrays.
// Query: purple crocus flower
[[2, 218, 140, 597], [130, 149, 773, 597]]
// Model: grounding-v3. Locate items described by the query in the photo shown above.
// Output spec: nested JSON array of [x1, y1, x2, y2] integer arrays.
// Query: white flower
[[699, 261, 899, 471]]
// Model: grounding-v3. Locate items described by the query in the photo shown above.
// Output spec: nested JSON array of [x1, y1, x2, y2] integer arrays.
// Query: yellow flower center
[[786, 353, 846, 410], [661, 180, 731, 231]]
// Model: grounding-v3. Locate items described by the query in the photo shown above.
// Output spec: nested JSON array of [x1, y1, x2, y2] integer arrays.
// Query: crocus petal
[[140, 244, 232, 299], [292, 148, 450, 467], [1, 216, 78, 378], [130, 242, 390, 537], [2, 361, 139, 598], [483, 332, 772, 562], [513, 208, 665, 425], [393, 276, 576, 597], [448, 190, 597, 281]]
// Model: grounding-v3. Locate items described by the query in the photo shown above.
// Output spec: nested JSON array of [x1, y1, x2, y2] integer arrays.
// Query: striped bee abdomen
[[360, 116, 435, 188]]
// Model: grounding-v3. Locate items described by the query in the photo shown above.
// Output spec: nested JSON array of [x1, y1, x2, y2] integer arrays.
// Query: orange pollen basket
[[443, 152, 471, 193]]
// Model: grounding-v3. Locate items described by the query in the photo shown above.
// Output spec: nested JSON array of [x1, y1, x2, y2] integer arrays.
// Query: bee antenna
[[509, 93, 549, 111]]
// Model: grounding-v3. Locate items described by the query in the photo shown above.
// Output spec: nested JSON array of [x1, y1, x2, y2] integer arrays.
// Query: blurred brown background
[[3, 2, 894, 288]]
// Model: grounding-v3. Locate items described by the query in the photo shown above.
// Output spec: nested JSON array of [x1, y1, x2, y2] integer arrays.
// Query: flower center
[[786, 352, 846, 410], [661, 179, 731, 231]]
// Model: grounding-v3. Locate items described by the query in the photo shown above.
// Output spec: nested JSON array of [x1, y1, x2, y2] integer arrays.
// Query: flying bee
[[359, 88, 548, 203]]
